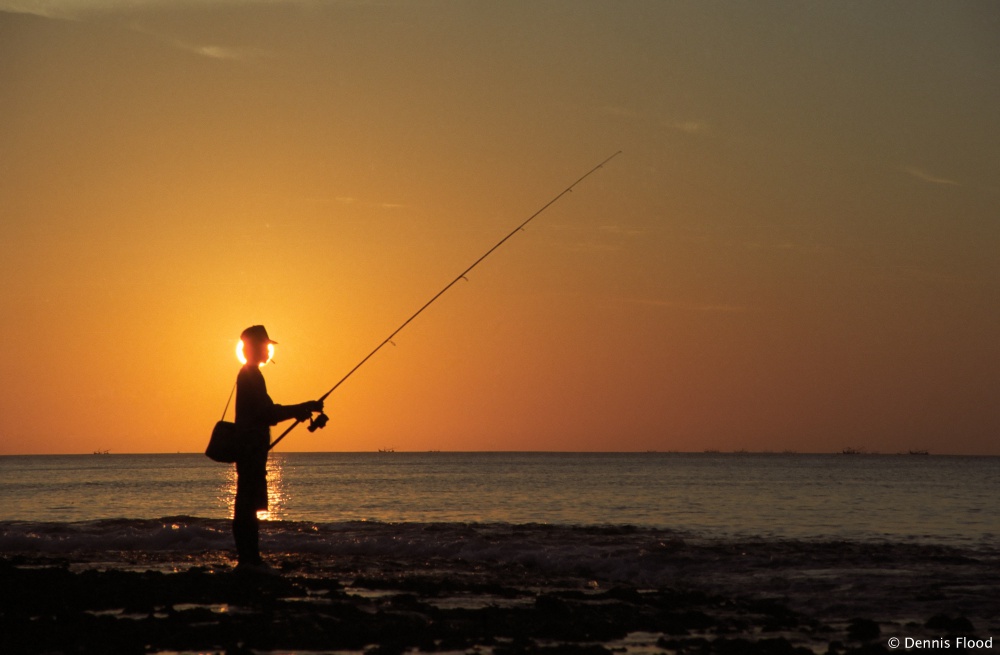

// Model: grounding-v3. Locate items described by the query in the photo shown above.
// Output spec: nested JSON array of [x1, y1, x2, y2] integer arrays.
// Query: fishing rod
[[269, 150, 622, 451]]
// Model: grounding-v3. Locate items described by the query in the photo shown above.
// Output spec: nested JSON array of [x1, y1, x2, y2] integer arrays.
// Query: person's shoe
[[235, 559, 280, 576]]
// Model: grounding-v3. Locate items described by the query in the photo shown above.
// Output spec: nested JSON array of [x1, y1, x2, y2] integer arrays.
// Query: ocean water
[[1, 452, 997, 545], [4, 451, 1000, 618]]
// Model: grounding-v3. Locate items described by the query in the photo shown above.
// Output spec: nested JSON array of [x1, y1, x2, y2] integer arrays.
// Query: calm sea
[[1, 452, 997, 546]]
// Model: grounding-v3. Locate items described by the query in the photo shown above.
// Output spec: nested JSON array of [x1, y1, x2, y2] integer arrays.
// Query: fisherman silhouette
[[233, 325, 322, 572]]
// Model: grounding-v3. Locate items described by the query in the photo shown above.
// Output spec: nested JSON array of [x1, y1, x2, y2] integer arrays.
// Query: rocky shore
[[3, 542, 998, 655]]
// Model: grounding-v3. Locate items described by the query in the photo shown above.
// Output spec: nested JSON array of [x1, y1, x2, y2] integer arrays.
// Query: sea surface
[[4, 452, 1000, 632], [0, 452, 1000, 655], [1, 452, 997, 545]]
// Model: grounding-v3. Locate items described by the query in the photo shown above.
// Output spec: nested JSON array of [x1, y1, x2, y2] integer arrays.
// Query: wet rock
[[840, 645, 890, 654], [3, 554, 983, 655], [846, 618, 880, 641], [925, 613, 975, 633]]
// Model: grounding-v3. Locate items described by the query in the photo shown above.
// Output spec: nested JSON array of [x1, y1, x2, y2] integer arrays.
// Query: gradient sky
[[2, 1, 998, 455]]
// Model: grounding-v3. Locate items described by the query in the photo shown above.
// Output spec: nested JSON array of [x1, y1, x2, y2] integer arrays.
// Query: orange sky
[[2, 1, 998, 455]]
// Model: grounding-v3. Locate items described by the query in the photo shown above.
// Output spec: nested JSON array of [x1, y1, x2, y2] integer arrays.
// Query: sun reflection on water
[[219, 454, 288, 521]]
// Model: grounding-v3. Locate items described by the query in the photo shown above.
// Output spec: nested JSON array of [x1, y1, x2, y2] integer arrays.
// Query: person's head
[[240, 325, 276, 366]]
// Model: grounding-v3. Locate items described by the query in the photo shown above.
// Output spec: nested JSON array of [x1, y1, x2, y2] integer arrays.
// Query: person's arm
[[238, 367, 322, 425], [270, 400, 322, 424]]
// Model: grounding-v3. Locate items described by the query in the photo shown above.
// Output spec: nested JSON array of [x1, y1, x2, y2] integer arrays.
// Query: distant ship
[[92, 449, 110, 455]]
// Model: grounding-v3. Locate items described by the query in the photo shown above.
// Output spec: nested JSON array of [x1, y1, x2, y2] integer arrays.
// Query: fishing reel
[[307, 412, 329, 433]]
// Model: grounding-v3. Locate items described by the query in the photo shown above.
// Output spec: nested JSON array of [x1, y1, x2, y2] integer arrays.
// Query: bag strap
[[221, 378, 237, 421]]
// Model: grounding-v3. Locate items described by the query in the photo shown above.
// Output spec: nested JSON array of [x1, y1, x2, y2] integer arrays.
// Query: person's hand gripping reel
[[308, 409, 329, 433], [292, 400, 327, 432]]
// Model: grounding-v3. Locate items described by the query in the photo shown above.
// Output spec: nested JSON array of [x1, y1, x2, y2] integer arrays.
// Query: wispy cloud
[[168, 41, 267, 62], [188, 44, 250, 61], [1, 0, 172, 19], [666, 119, 710, 135], [0, 0, 317, 20], [122, 20, 275, 63], [0, 1, 65, 18], [903, 166, 960, 186], [0, 3, 277, 63]]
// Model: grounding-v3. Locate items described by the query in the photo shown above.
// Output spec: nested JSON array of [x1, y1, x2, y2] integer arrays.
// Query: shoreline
[[4, 536, 999, 655]]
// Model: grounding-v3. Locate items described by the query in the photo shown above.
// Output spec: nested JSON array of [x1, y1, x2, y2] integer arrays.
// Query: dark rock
[[925, 614, 975, 633], [847, 618, 880, 641]]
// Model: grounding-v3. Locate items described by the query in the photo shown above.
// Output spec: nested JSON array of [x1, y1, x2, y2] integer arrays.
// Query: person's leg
[[233, 464, 262, 565], [233, 508, 259, 563]]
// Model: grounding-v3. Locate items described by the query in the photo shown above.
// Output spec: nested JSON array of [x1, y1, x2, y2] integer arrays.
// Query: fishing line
[[270, 151, 621, 450]]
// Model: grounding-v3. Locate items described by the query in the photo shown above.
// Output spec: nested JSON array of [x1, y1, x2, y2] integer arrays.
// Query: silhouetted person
[[234, 325, 322, 572]]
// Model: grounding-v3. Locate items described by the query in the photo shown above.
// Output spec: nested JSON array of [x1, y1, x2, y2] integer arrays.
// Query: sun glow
[[236, 340, 274, 367], [222, 455, 286, 520]]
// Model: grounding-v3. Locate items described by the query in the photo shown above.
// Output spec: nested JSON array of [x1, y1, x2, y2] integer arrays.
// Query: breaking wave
[[4, 516, 998, 593]]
